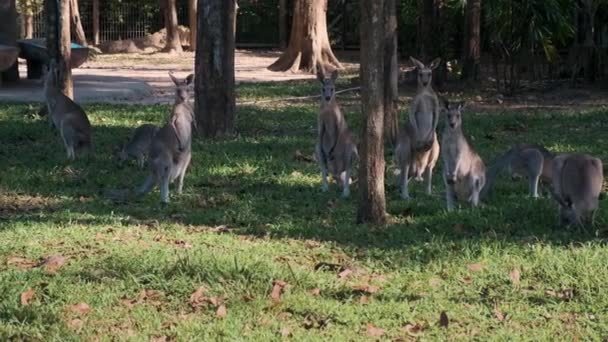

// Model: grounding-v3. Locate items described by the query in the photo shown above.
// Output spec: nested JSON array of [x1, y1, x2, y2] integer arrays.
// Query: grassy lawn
[[1, 80, 608, 341]]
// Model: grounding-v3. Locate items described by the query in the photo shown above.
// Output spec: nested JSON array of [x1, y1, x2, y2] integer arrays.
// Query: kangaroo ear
[[429, 58, 442, 70], [168, 71, 180, 86], [457, 101, 467, 111], [330, 69, 338, 81], [185, 74, 194, 85], [409, 56, 424, 70]]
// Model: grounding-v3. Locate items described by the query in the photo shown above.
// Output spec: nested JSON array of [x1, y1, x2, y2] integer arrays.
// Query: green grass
[[1, 80, 608, 341]]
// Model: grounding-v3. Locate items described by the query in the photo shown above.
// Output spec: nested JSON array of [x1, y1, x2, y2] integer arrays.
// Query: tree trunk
[[188, 0, 197, 51], [92, 0, 99, 45], [462, 0, 481, 80], [357, 0, 386, 225], [0, 0, 19, 84], [69, 0, 87, 46], [46, 0, 73, 99], [417, 0, 446, 88], [383, 0, 399, 146], [268, 0, 342, 74], [163, 0, 183, 53], [279, 0, 287, 48], [24, 13, 34, 39], [195, 0, 236, 138]]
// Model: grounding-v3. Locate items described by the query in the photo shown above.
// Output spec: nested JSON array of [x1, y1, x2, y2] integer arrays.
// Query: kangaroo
[[441, 99, 486, 211], [394, 57, 442, 199], [409, 57, 441, 152], [43, 62, 92, 160], [481, 144, 555, 198], [315, 64, 358, 198], [136, 72, 195, 204], [114, 124, 159, 168], [550, 154, 604, 226]]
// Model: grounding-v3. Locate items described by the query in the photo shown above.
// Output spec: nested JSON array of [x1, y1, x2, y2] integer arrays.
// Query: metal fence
[[24, 0, 361, 48]]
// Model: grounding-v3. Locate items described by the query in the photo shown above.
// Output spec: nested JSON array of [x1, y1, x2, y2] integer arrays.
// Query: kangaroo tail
[[480, 147, 517, 199]]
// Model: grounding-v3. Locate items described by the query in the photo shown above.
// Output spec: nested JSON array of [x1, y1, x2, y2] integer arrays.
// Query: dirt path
[[0, 50, 358, 104]]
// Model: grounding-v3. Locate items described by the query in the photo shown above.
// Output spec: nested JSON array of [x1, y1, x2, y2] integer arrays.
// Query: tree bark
[[417, 0, 446, 88], [162, 0, 183, 53], [195, 0, 236, 138], [0, 0, 19, 84], [24, 12, 34, 38], [69, 0, 87, 46], [188, 0, 197, 51], [92, 0, 99, 45], [462, 0, 481, 80], [357, 0, 387, 225], [383, 0, 399, 146], [268, 0, 342, 74], [46, 0, 73, 99], [279, 0, 288, 48]]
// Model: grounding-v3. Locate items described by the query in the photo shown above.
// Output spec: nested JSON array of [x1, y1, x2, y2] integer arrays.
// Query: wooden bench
[[17, 38, 90, 79]]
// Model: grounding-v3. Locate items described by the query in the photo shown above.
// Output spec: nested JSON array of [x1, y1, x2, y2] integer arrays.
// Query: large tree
[[188, 0, 197, 51], [161, 0, 182, 53], [278, 0, 288, 48], [383, 0, 399, 146], [0, 0, 19, 83], [69, 0, 87, 46], [462, 0, 481, 80], [92, 0, 99, 45], [268, 0, 342, 74], [194, 0, 236, 137], [46, 0, 73, 99], [357, 0, 387, 224], [417, 0, 446, 88]]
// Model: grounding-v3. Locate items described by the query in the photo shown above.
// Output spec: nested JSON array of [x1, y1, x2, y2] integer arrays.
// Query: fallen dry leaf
[[174, 240, 193, 249], [467, 263, 484, 272], [438, 311, 449, 328], [216, 304, 227, 318], [352, 284, 380, 294], [281, 327, 292, 337], [366, 323, 385, 337], [545, 288, 575, 301], [271, 280, 288, 303], [428, 277, 442, 288], [6, 256, 37, 269], [461, 276, 473, 285], [509, 268, 521, 286], [41, 255, 67, 274], [69, 303, 91, 316], [493, 304, 506, 322], [67, 318, 84, 330], [294, 150, 315, 163], [359, 295, 371, 305], [189, 286, 208, 307], [309, 288, 321, 296], [338, 268, 353, 279], [403, 322, 424, 337], [20, 289, 36, 306]]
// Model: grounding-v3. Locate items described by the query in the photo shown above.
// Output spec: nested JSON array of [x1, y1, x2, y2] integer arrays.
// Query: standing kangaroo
[[136, 72, 195, 204], [481, 144, 555, 198], [43, 62, 92, 160], [315, 65, 358, 198], [441, 99, 486, 211], [394, 57, 441, 199], [551, 154, 604, 226], [114, 124, 159, 168]]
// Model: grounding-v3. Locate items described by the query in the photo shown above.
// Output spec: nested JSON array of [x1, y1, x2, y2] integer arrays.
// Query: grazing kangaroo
[[441, 99, 486, 211], [136, 72, 195, 204], [481, 144, 555, 198], [43, 62, 92, 160], [114, 124, 159, 168], [550, 154, 604, 226], [315, 65, 358, 198], [394, 57, 441, 199]]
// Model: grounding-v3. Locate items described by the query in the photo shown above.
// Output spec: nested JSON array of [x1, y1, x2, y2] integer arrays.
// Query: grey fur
[[43, 62, 93, 160], [315, 64, 358, 198], [481, 144, 555, 199], [136, 72, 195, 204], [440, 99, 486, 211], [551, 154, 603, 226], [114, 124, 159, 168]]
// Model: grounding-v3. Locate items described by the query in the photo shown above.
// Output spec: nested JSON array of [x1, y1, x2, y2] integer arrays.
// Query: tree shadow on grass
[[1, 103, 607, 268]]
